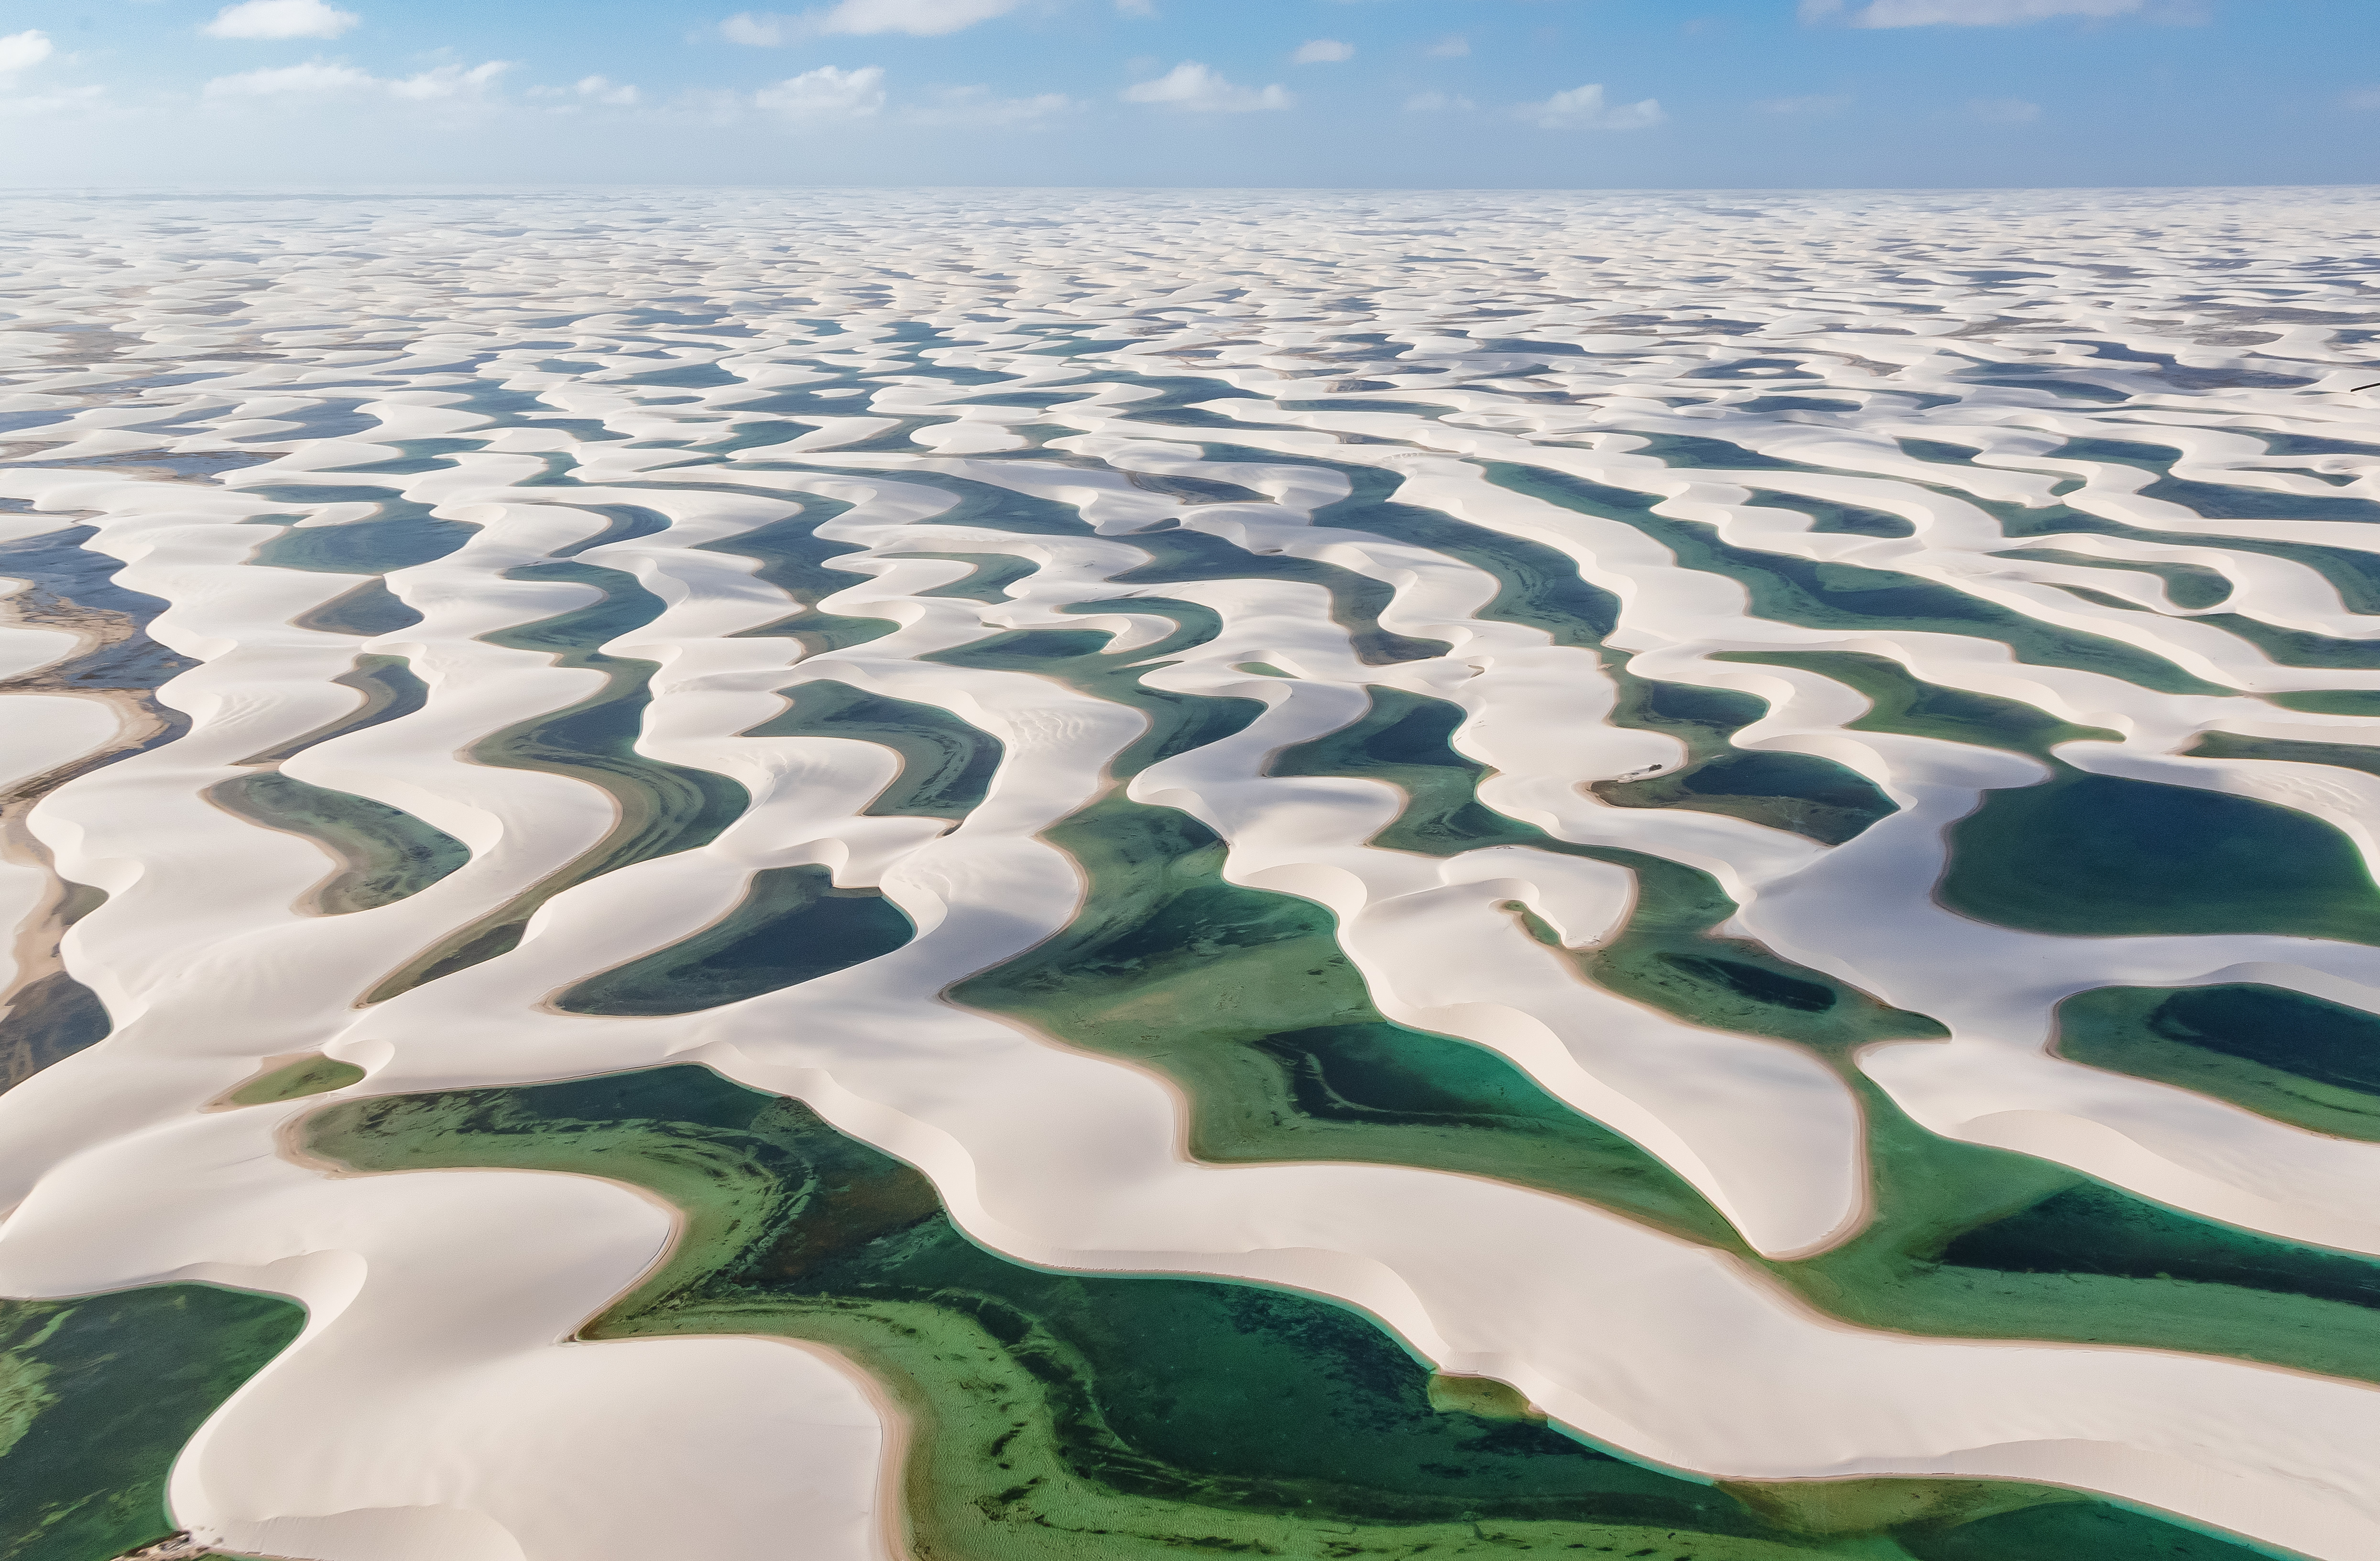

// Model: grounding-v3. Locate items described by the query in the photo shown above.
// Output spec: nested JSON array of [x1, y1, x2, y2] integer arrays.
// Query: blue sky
[[3, 0, 2378, 188]]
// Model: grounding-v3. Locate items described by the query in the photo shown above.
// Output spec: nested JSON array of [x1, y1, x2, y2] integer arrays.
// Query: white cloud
[[1426, 34, 1469, 57], [575, 74, 639, 106], [2347, 87, 2380, 111], [203, 0, 360, 41], [721, 13, 790, 44], [1819, 0, 2146, 23], [1114, 0, 1157, 14], [1518, 83, 1664, 131], [0, 82, 103, 117], [1403, 90, 1474, 112], [205, 60, 373, 94], [1968, 95, 2042, 121], [390, 60, 508, 98], [721, 0, 1023, 42], [1121, 61, 1289, 112], [204, 56, 508, 100], [755, 63, 885, 117], [1292, 38, 1354, 64], [0, 29, 53, 76], [818, 0, 1023, 31], [906, 84, 1075, 124], [1756, 93, 1851, 115]]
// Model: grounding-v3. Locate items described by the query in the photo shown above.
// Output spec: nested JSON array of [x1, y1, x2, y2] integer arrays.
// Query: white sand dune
[[5, 186, 2380, 1560]]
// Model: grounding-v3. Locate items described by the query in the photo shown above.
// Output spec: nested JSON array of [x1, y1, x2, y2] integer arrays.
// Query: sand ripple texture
[[4, 186, 2380, 1561]]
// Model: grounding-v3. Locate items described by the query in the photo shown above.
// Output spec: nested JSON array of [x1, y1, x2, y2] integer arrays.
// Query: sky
[[2, 0, 2378, 189]]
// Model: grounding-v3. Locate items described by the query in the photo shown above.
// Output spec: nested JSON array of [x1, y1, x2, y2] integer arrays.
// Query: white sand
[[3, 186, 2380, 1560]]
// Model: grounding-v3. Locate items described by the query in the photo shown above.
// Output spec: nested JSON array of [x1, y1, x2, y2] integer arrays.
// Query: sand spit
[[2, 186, 2380, 1559]]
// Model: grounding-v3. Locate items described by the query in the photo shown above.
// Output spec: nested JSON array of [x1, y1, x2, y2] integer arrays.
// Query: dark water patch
[[2055, 982, 2380, 1142], [2058, 437, 2380, 523], [326, 437, 481, 476], [293, 577, 424, 635], [224, 1052, 367, 1107], [1598, 747, 1897, 848], [0, 524, 199, 804], [1941, 1179, 2380, 1311], [210, 770, 470, 915], [1278, 399, 1446, 416], [556, 865, 913, 1016], [0, 972, 112, 1095], [1992, 547, 2233, 610], [1733, 396, 1863, 414], [744, 679, 1003, 820], [1124, 470, 1270, 505], [956, 788, 1746, 1249], [622, 361, 742, 390], [1899, 1501, 2291, 1561], [2267, 688, 2380, 718], [1941, 768, 2380, 942], [1712, 651, 2117, 759], [2193, 612, 2380, 670], [774, 463, 1092, 537], [1628, 432, 1811, 472], [303, 1066, 1822, 1552], [1752, 491, 1915, 539], [925, 600, 1257, 779], [249, 501, 476, 576], [0, 1284, 304, 1561], [1959, 371, 2130, 404], [688, 496, 901, 652], [366, 564, 748, 1000], [2186, 727, 2380, 788], [1109, 525, 1451, 666], [1270, 687, 1533, 854], [237, 655, 429, 767], [1314, 492, 1622, 649], [1588, 668, 1898, 847], [1770, 1079, 2380, 1391], [2254, 433, 2380, 459], [889, 550, 1041, 602], [306, 1062, 2265, 1556], [1260, 685, 1924, 1047], [552, 503, 672, 558], [1488, 463, 2232, 699]]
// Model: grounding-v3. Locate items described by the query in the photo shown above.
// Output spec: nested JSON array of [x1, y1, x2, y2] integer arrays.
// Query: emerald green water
[[1940, 768, 2380, 943], [2187, 729, 2380, 782], [210, 770, 469, 915], [224, 1052, 368, 1106], [299, 1066, 2283, 1561], [292, 577, 423, 634], [692, 500, 900, 654], [925, 604, 1266, 780], [0, 973, 110, 1097], [2057, 438, 2380, 525], [2268, 689, 2380, 718], [2055, 983, 2380, 1142], [0, 1285, 303, 1561], [554, 864, 914, 1016], [1721, 617, 2376, 951], [1990, 548, 2234, 611], [366, 563, 750, 1000], [950, 792, 1738, 1247], [1708, 652, 2117, 759], [743, 679, 1004, 820], [248, 500, 476, 575], [1485, 463, 2231, 698], [236, 655, 431, 768], [1104, 524, 1452, 666], [890, 550, 1043, 602]]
